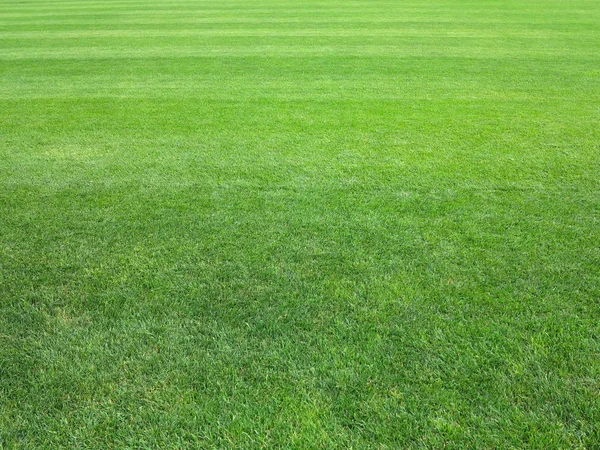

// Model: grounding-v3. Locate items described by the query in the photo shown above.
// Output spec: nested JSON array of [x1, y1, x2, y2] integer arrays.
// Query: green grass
[[1, 0, 600, 447]]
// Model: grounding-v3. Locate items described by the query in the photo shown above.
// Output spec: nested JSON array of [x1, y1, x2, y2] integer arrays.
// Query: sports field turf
[[1, 0, 599, 447]]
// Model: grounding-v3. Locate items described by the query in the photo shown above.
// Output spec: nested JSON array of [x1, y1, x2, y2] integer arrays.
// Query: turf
[[1, 0, 600, 448]]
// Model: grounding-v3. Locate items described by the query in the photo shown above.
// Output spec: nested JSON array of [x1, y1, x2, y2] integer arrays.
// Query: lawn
[[1, 0, 599, 447]]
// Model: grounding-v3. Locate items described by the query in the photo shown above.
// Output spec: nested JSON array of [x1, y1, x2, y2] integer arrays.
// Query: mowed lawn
[[1, 0, 599, 447]]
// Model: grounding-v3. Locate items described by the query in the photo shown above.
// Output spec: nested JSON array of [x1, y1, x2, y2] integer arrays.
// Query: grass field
[[1, 0, 600, 447]]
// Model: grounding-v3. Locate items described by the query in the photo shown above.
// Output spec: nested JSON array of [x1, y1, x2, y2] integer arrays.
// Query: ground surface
[[1, 0, 600, 448]]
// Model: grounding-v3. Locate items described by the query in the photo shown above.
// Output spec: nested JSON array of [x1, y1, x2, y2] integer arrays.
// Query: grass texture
[[1, 0, 600, 447]]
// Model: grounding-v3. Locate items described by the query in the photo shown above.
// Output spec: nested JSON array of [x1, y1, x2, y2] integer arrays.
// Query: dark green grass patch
[[1, 0, 599, 448]]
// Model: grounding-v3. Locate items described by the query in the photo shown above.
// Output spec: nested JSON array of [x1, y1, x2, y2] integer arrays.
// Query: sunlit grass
[[1, 0, 599, 447]]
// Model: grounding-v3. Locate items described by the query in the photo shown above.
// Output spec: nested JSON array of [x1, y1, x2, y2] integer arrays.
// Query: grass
[[1, 0, 600, 447]]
